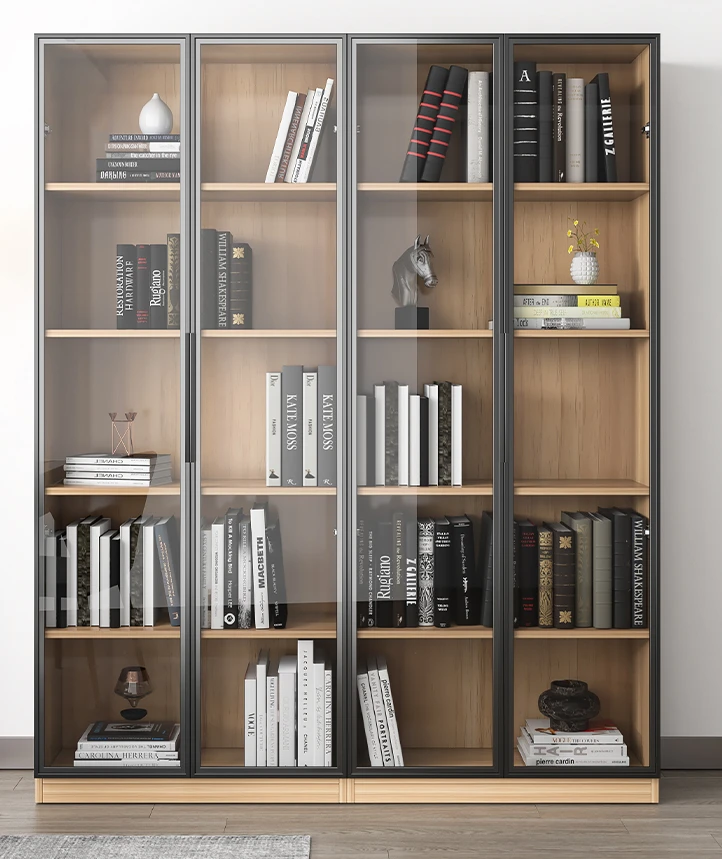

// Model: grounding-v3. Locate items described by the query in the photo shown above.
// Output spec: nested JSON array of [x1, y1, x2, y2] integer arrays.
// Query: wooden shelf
[[202, 479, 335, 496], [359, 480, 492, 497], [45, 183, 180, 202], [514, 479, 649, 497], [46, 329, 180, 339], [359, 626, 492, 640], [202, 609, 336, 639], [514, 183, 649, 202], [45, 622, 179, 639], [45, 482, 181, 496], [202, 329, 336, 339], [358, 183, 493, 202], [359, 329, 493, 339], [201, 183, 336, 202], [515, 628, 649, 640], [515, 329, 650, 339]]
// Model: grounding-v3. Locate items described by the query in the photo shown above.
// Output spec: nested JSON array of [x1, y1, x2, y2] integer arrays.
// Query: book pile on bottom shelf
[[74, 721, 181, 768], [244, 640, 333, 767], [517, 718, 629, 767], [358, 656, 403, 767]]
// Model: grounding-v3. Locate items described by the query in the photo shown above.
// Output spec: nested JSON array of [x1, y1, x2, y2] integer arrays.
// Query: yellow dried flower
[[591, 239, 599, 248], [573, 219, 579, 226], [567, 229, 572, 237], [568, 245, 574, 254], [595, 228, 600, 235]]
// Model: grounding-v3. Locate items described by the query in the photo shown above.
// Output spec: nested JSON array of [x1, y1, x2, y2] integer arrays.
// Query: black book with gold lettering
[[516, 518, 538, 627], [230, 242, 252, 329], [546, 522, 575, 628], [374, 519, 393, 628], [537, 524, 553, 628]]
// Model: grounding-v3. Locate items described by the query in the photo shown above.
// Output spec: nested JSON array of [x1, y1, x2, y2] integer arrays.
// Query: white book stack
[[517, 718, 629, 767], [74, 721, 180, 768], [358, 655, 404, 767], [63, 453, 172, 487]]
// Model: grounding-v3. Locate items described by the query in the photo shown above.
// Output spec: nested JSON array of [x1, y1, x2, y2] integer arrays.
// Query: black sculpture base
[[395, 306, 430, 330], [121, 707, 148, 721]]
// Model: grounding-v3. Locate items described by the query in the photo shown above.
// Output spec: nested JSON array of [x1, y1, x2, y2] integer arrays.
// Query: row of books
[[63, 453, 172, 487], [44, 513, 180, 629], [244, 642, 333, 767], [98, 133, 181, 183], [74, 721, 181, 768], [401, 66, 491, 183], [200, 229, 253, 330], [266, 80, 334, 184], [517, 718, 629, 767], [513, 66, 617, 183], [115, 239, 180, 330], [357, 657, 403, 766], [266, 366, 337, 488], [514, 507, 648, 630], [358, 508, 493, 629], [357, 382, 463, 488], [200, 505, 286, 631], [489, 284, 632, 330]]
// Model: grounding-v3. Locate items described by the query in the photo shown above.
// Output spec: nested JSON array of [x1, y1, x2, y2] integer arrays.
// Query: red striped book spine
[[420, 65, 469, 183], [399, 65, 449, 182]]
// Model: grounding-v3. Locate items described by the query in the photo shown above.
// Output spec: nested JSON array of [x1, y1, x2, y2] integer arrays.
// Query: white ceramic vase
[[139, 93, 173, 135], [570, 251, 599, 285]]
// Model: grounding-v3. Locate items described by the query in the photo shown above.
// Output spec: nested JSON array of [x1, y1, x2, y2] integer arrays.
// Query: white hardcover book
[[238, 514, 253, 629], [517, 739, 629, 767], [290, 88, 322, 183], [199, 521, 211, 630], [520, 727, 627, 757], [303, 370, 318, 486], [266, 372, 282, 486], [374, 384, 386, 486], [566, 78, 585, 183], [244, 663, 257, 766], [74, 759, 181, 768], [409, 395, 421, 487], [366, 657, 393, 766], [376, 655, 404, 766], [118, 518, 137, 627], [278, 655, 297, 766], [142, 517, 160, 627], [451, 384, 462, 486], [356, 394, 368, 487], [357, 672, 383, 766], [210, 515, 225, 630], [99, 529, 118, 628], [256, 649, 269, 766], [250, 506, 269, 629], [297, 78, 334, 183], [466, 71, 490, 183], [525, 717, 624, 744], [265, 91, 298, 182], [89, 518, 111, 626], [44, 531, 57, 627], [313, 659, 325, 766], [266, 671, 279, 767], [424, 384, 439, 485], [297, 639, 314, 766], [324, 663, 333, 767], [284, 89, 314, 184], [397, 384, 410, 486]]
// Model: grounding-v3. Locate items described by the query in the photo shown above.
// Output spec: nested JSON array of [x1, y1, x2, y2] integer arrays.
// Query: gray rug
[[0, 836, 310, 859]]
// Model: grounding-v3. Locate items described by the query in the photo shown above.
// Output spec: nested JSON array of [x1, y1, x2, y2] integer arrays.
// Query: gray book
[[281, 365, 303, 487], [589, 512, 613, 629], [317, 365, 336, 487], [561, 512, 593, 627], [437, 381, 452, 486]]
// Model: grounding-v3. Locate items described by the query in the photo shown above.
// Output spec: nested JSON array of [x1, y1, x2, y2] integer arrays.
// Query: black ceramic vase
[[538, 679, 601, 732]]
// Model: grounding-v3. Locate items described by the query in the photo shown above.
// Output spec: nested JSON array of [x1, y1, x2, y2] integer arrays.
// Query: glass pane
[[353, 40, 495, 771], [40, 40, 185, 770], [196, 40, 341, 770]]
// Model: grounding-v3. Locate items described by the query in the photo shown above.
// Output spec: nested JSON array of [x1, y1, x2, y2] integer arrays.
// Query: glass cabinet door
[[350, 38, 500, 774], [37, 38, 189, 773], [194, 38, 344, 773]]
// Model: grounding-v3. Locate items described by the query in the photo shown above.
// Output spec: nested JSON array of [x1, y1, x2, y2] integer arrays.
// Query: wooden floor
[[2, 771, 722, 857]]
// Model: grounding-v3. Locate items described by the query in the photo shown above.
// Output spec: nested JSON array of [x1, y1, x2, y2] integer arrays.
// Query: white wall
[[1, 0, 719, 739]]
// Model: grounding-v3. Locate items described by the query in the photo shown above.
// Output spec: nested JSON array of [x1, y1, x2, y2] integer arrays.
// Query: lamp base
[[395, 306, 430, 330], [121, 707, 148, 721]]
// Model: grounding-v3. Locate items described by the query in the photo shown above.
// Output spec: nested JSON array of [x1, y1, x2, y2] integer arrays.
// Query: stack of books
[[517, 718, 629, 767], [63, 453, 172, 487], [357, 656, 404, 767], [74, 721, 180, 767], [244, 641, 333, 767], [488, 284, 630, 331], [97, 133, 180, 183], [265, 80, 334, 183], [116, 237, 180, 330]]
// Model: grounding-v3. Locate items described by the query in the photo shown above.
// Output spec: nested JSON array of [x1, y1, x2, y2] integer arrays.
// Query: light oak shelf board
[[45, 183, 180, 202], [359, 329, 493, 339], [202, 479, 335, 496], [515, 182, 649, 202], [202, 329, 336, 339], [46, 329, 180, 339], [515, 329, 650, 339], [203, 614, 336, 640], [358, 481, 492, 497], [515, 628, 649, 639], [514, 479, 649, 497], [45, 623, 179, 640], [358, 626, 492, 640], [48, 43, 182, 65], [45, 482, 181, 496], [200, 43, 339, 65], [201, 183, 336, 202], [358, 182, 493, 202]]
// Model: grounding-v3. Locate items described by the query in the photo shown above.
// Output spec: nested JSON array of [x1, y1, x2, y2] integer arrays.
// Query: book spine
[[238, 515, 253, 629], [275, 93, 306, 183], [216, 231, 231, 329], [357, 673, 383, 766], [630, 513, 648, 628], [357, 395, 368, 487], [75, 751, 178, 761], [434, 518, 452, 628], [451, 384, 462, 486], [290, 88, 322, 183], [552, 73, 566, 182], [452, 516, 478, 625], [512, 521, 520, 627], [200, 524, 211, 630], [298, 78, 334, 183], [384, 381, 399, 485], [421, 65, 469, 183], [166, 234, 180, 329], [256, 655, 268, 766], [607, 510, 632, 628], [244, 671, 256, 766], [281, 366, 303, 486], [585, 83, 599, 182], [201, 229, 217, 329], [81, 523, 97, 627], [303, 371, 318, 486], [128, 522, 143, 627], [284, 89, 314, 184], [229, 242, 252, 329], [265, 91, 298, 182], [566, 78, 585, 182], [419, 396, 429, 487], [44, 533, 57, 628], [102, 151, 180, 160], [514, 295, 621, 307], [250, 507, 269, 629], [375, 520, 393, 627], [514, 306, 622, 318], [96, 170, 180, 181], [211, 520, 224, 630], [367, 663, 394, 765], [513, 62, 538, 182], [115, 245, 134, 329], [480, 511, 494, 627], [365, 517, 376, 628], [374, 385, 385, 485], [266, 674, 278, 767], [135, 244, 150, 329], [553, 528, 575, 628], [592, 517, 613, 629], [418, 518, 435, 627], [392, 512, 406, 628], [576, 518, 593, 627], [98, 157, 180, 171], [149, 244, 167, 330], [537, 525, 553, 627], [466, 71, 490, 183], [397, 384, 409, 487], [53, 534, 67, 630], [594, 73, 618, 181], [437, 382, 452, 486], [224, 511, 240, 629], [155, 518, 180, 627], [278, 667, 296, 766], [297, 640, 314, 766], [409, 395, 420, 487], [405, 518, 419, 628], [377, 659, 404, 766], [266, 372, 282, 487], [265, 518, 288, 630], [142, 521, 158, 627], [66, 525, 78, 627], [324, 666, 333, 767], [519, 522, 538, 626], [537, 71, 553, 182], [357, 513, 368, 627], [317, 365, 336, 487], [511, 317, 630, 330], [400, 65, 449, 182], [109, 133, 181, 142]]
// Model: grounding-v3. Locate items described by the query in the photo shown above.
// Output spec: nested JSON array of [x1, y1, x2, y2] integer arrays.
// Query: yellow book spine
[[576, 296, 621, 307]]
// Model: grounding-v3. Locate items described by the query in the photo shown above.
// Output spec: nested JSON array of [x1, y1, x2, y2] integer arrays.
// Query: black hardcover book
[[48, 532, 68, 629], [266, 515, 288, 630], [433, 516, 453, 628], [400, 65, 449, 182], [392, 512, 406, 627], [437, 381, 452, 486], [109, 533, 121, 629], [517, 518, 538, 627], [419, 395, 429, 487], [86, 721, 177, 742], [281, 365, 303, 487], [552, 73, 566, 182], [317, 365, 336, 488], [200, 228, 218, 329], [621, 508, 648, 629], [513, 61, 538, 182], [418, 517, 435, 627], [546, 522, 575, 628], [135, 244, 151, 329], [479, 511, 494, 627], [166, 233, 180, 330], [366, 395, 376, 489], [584, 82, 599, 182], [450, 515, 478, 625], [155, 516, 181, 627], [512, 519, 520, 627], [404, 517, 419, 628], [224, 508, 242, 629], [109, 133, 181, 142], [599, 507, 633, 628], [129, 517, 145, 627], [149, 244, 167, 329], [421, 65, 469, 183], [375, 519, 393, 627], [590, 73, 618, 182], [384, 380, 399, 486], [216, 230, 232, 329], [115, 245, 135, 329], [537, 524, 554, 628], [537, 70, 553, 182], [357, 507, 370, 628], [229, 241, 252, 329], [365, 514, 376, 628]]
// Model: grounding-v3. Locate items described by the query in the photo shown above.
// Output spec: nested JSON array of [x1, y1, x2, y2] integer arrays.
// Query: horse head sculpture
[[391, 235, 438, 308]]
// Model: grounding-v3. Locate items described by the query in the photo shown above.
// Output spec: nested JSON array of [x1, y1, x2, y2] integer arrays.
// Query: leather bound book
[[552, 73, 566, 182], [546, 522, 575, 628], [536, 70, 553, 182], [537, 524, 553, 628], [400, 65, 449, 182], [599, 508, 632, 628], [589, 512, 612, 628], [513, 61, 538, 182], [517, 519, 538, 627], [561, 512, 593, 627], [420, 65, 469, 183]]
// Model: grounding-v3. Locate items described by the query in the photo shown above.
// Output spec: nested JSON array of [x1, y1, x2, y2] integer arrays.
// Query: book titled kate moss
[[281, 365, 303, 486], [317, 365, 336, 487]]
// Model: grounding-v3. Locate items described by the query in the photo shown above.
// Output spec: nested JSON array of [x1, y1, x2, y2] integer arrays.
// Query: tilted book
[[513, 61, 538, 182], [317, 365, 337, 488], [367, 657, 394, 766], [590, 73, 618, 181], [281, 366, 303, 487], [266, 91, 298, 182], [155, 516, 181, 627], [400, 65, 449, 182], [450, 515, 478, 625], [357, 672, 383, 766], [290, 88, 322, 183], [589, 512, 613, 629], [303, 370, 318, 486], [417, 517, 435, 627], [284, 89, 314, 184], [552, 73, 566, 182], [466, 70, 490, 183], [546, 521, 575, 628], [275, 92, 306, 183], [566, 78, 585, 182], [433, 517, 452, 628], [537, 524, 553, 628], [266, 372, 282, 487], [377, 656, 404, 766], [561, 511, 593, 628], [298, 78, 334, 183], [250, 505, 269, 629], [421, 65, 469, 183]]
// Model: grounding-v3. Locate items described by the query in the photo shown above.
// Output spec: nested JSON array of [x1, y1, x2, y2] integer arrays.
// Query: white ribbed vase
[[570, 251, 599, 285], [139, 93, 173, 135]]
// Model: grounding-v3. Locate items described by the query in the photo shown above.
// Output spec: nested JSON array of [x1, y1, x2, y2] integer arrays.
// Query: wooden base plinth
[[35, 777, 659, 804]]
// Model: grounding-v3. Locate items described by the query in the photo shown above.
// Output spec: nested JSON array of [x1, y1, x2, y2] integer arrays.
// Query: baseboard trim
[[0, 737, 33, 769], [662, 737, 722, 769]]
